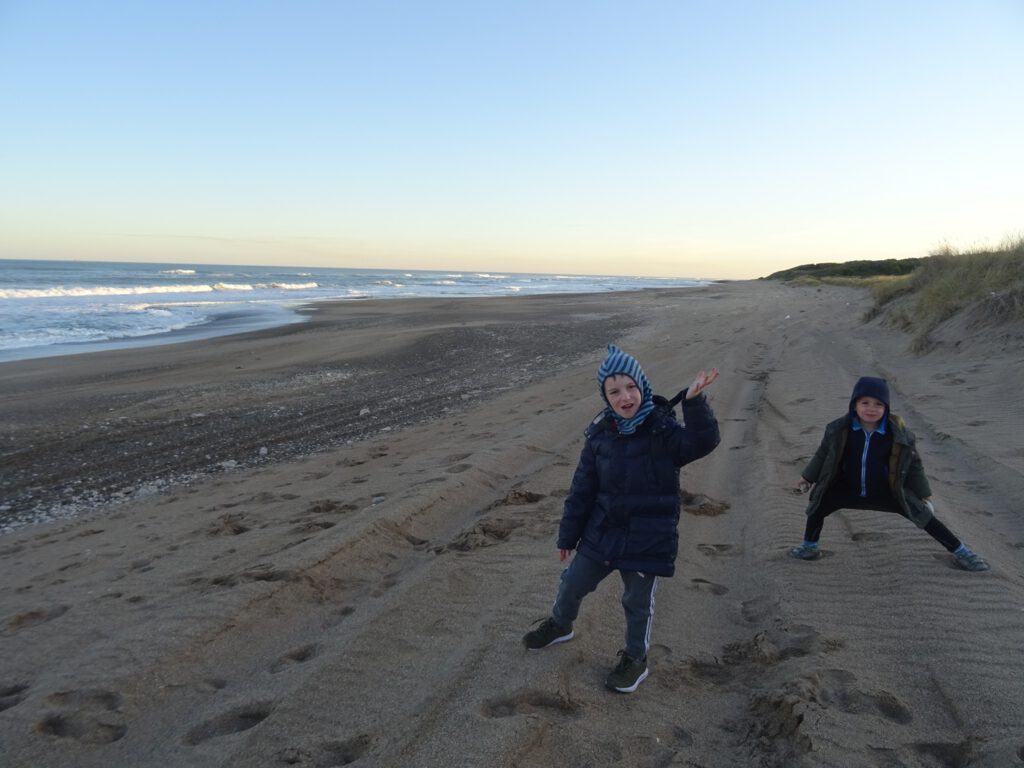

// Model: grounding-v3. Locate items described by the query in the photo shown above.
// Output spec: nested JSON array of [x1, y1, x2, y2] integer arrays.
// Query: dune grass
[[882, 238, 1023, 350], [910, 238, 1024, 321], [779, 236, 1023, 351]]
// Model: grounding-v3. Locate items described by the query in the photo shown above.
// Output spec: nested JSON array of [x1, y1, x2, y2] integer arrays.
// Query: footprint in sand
[[278, 734, 374, 766], [689, 578, 730, 595], [774, 669, 912, 723], [678, 654, 735, 687], [435, 518, 523, 553], [1, 683, 30, 712], [722, 625, 840, 666], [290, 518, 336, 533], [697, 543, 738, 557], [741, 595, 779, 624], [681, 492, 730, 517], [182, 702, 274, 745], [34, 689, 127, 744], [305, 499, 355, 515], [747, 670, 912, 763], [4, 605, 69, 634], [196, 567, 295, 590], [910, 739, 980, 766], [270, 644, 320, 674], [481, 690, 581, 718], [196, 678, 228, 693], [495, 489, 545, 506]]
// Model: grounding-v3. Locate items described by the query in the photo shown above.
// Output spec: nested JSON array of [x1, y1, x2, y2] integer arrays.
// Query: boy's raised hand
[[685, 367, 719, 399]]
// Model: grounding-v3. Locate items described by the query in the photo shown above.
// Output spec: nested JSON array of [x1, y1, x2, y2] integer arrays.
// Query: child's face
[[603, 374, 643, 419], [854, 396, 886, 428]]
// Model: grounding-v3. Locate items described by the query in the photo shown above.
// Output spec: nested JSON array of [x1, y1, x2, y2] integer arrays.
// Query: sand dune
[[1, 281, 1022, 767]]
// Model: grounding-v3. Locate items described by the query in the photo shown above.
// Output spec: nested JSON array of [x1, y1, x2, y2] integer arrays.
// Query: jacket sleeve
[[802, 433, 829, 482], [665, 392, 721, 467], [802, 421, 838, 482], [557, 439, 598, 550]]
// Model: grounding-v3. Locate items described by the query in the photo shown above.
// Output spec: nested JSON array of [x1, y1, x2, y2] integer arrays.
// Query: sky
[[0, 1, 1021, 280]]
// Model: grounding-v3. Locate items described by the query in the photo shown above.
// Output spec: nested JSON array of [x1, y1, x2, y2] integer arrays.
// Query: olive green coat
[[801, 413, 934, 528]]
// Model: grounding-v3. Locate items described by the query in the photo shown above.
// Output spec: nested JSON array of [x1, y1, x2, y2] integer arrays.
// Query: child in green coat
[[789, 376, 989, 572]]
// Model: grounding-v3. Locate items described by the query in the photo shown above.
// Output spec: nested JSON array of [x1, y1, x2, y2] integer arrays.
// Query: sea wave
[[0, 282, 319, 299]]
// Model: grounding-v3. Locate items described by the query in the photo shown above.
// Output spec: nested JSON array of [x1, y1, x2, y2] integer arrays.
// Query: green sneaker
[[788, 543, 822, 561], [522, 617, 574, 650], [953, 551, 990, 572], [605, 651, 648, 693]]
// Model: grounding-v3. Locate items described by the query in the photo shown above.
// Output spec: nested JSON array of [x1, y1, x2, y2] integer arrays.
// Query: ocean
[[0, 259, 709, 362]]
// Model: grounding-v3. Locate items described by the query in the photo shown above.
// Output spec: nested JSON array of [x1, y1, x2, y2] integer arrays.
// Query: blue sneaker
[[953, 551, 990, 572], [788, 543, 822, 561]]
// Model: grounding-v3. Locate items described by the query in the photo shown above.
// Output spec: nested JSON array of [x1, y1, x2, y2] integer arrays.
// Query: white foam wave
[[0, 281, 319, 299], [1, 285, 214, 299], [160, 269, 196, 275]]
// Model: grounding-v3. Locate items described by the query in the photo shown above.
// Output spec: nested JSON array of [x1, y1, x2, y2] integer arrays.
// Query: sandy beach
[[1, 280, 1022, 767]]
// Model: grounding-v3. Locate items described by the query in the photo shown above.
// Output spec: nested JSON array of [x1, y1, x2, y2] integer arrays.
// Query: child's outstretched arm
[[685, 368, 719, 399], [666, 368, 721, 466]]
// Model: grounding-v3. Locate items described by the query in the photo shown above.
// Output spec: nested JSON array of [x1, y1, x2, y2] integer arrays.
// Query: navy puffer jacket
[[557, 391, 720, 577]]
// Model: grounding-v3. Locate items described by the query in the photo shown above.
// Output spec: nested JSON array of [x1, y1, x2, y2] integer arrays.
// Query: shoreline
[[1, 262, 720, 364], [2, 279, 1021, 767], [0, 301, 311, 364], [0, 284, 718, 365], [0, 287, 682, 531]]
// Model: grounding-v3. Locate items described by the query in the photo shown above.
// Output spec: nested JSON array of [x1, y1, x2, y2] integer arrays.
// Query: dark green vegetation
[[767, 237, 1024, 352], [765, 257, 926, 281]]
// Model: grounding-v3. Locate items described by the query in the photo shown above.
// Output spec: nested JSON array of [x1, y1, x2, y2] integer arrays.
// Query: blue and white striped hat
[[597, 345, 655, 434]]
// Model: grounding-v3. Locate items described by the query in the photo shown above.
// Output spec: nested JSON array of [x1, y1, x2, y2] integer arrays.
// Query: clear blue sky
[[1, 1, 1021, 278]]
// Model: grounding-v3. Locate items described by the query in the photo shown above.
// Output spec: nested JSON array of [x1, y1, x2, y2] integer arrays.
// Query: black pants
[[803, 487, 961, 552]]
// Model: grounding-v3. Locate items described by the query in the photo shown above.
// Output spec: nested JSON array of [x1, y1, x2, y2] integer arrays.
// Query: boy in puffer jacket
[[522, 345, 721, 693], [788, 376, 989, 572]]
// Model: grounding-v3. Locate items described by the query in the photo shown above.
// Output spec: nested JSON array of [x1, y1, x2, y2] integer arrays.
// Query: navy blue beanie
[[849, 376, 890, 417]]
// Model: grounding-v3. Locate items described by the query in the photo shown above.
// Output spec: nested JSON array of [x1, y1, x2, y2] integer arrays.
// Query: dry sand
[[1, 281, 1022, 767]]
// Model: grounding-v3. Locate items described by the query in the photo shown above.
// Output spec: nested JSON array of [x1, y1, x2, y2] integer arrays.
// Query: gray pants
[[551, 553, 658, 660]]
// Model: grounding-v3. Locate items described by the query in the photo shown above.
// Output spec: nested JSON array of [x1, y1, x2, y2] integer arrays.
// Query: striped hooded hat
[[596, 344, 655, 434]]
